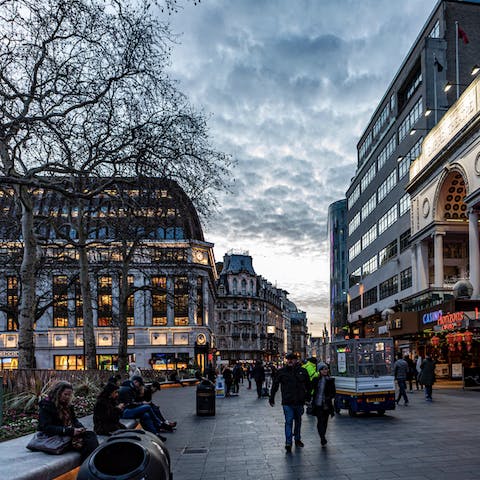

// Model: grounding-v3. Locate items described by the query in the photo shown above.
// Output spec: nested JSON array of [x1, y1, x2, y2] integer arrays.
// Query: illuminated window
[[74, 277, 83, 327], [196, 277, 204, 326], [53, 276, 69, 328], [54, 355, 85, 370], [151, 332, 168, 345], [7, 276, 18, 331], [97, 276, 112, 327], [126, 275, 134, 327], [52, 334, 68, 347], [152, 276, 167, 326], [174, 277, 189, 326]]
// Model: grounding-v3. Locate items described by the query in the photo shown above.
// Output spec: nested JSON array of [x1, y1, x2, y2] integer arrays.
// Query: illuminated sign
[[437, 311, 464, 330], [423, 310, 442, 324]]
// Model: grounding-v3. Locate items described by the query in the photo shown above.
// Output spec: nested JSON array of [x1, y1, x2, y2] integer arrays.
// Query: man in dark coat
[[419, 354, 436, 401], [252, 360, 266, 398], [269, 353, 310, 452]]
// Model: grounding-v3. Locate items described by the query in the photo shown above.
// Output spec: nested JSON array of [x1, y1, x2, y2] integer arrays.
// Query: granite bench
[[0, 416, 138, 480]]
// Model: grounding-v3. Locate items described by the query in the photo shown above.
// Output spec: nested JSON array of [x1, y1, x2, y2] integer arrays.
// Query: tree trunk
[[17, 188, 38, 368], [117, 268, 129, 375], [78, 230, 97, 369]]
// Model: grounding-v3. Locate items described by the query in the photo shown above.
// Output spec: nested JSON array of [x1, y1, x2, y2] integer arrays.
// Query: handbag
[[26, 432, 72, 455]]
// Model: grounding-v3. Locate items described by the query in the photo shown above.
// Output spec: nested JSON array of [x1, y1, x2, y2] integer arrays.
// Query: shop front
[[374, 312, 420, 357]]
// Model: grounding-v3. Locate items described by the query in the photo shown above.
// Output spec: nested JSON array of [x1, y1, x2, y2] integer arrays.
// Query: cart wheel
[[377, 410, 385, 416], [348, 406, 356, 417]]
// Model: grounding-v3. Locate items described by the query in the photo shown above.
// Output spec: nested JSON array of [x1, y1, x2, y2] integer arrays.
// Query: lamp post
[[266, 325, 276, 361]]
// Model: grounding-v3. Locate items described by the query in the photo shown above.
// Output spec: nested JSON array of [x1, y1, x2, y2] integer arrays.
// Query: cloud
[[165, 0, 438, 330]]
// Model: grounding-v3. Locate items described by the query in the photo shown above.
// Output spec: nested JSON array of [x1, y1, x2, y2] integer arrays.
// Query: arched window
[[250, 280, 254, 295], [232, 278, 238, 294], [241, 279, 247, 295]]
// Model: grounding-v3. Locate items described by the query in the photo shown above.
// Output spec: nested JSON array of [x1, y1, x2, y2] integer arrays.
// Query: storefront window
[[0, 357, 18, 370], [54, 355, 85, 370]]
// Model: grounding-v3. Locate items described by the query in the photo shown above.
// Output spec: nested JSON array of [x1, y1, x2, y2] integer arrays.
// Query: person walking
[[252, 360, 265, 398], [269, 353, 310, 453], [310, 362, 335, 447], [222, 364, 233, 397], [419, 354, 436, 401], [394, 353, 409, 406], [405, 355, 416, 392], [232, 362, 243, 394], [415, 355, 424, 390]]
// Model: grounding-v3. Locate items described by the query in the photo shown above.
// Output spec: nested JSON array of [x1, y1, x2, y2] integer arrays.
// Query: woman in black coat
[[310, 362, 336, 447], [38, 381, 98, 460], [93, 382, 126, 435]]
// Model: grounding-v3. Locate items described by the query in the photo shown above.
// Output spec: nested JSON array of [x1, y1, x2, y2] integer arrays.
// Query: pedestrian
[[222, 364, 233, 397], [405, 355, 416, 392], [269, 353, 310, 453], [232, 362, 243, 394], [419, 354, 436, 401], [128, 362, 141, 379], [252, 360, 265, 398], [93, 382, 126, 436], [38, 381, 99, 460], [394, 353, 409, 406], [310, 362, 335, 447], [118, 376, 167, 441], [415, 355, 423, 390]]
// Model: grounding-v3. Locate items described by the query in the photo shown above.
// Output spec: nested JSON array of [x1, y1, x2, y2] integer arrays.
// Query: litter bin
[[77, 429, 171, 480], [196, 379, 216, 416]]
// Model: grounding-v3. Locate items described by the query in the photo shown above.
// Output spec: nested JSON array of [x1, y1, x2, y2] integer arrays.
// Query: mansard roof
[[220, 253, 256, 276]]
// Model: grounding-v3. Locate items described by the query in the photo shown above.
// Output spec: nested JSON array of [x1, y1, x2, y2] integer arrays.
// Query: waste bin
[[77, 429, 171, 480], [196, 379, 216, 416]]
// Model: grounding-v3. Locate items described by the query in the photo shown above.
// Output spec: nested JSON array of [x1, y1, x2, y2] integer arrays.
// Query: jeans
[[282, 405, 304, 446], [122, 405, 162, 434], [396, 379, 409, 404], [315, 408, 330, 441]]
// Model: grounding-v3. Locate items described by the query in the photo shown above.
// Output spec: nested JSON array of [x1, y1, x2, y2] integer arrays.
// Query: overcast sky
[[164, 0, 438, 336]]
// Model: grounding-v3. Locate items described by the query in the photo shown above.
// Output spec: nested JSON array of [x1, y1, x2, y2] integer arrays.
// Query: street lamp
[[266, 326, 276, 361], [444, 81, 467, 93], [471, 65, 480, 76]]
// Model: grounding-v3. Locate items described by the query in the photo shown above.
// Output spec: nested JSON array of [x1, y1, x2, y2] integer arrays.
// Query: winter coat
[[394, 358, 409, 381], [419, 358, 436, 385], [38, 398, 84, 437], [118, 381, 143, 409], [252, 364, 265, 383], [302, 360, 319, 394], [269, 364, 310, 406], [93, 396, 126, 435], [310, 376, 336, 416]]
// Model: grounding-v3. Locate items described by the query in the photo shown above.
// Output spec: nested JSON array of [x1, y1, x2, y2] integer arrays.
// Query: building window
[[125, 275, 134, 327], [348, 184, 360, 210], [398, 137, 422, 179], [429, 20, 440, 38], [362, 255, 378, 277], [54, 355, 85, 371], [53, 276, 69, 328], [361, 194, 376, 221], [373, 103, 391, 139], [349, 240, 361, 261], [174, 276, 189, 326], [349, 267, 362, 288], [196, 277, 204, 326], [97, 276, 113, 327], [74, 277, 83, 327], [152, 276, 167, 326], [173, 332, 189, 345], [361, 163, 376, 192], [400, 229, 411, 252], [350, 296, 361, 313], [400, 267, 412, 290], [378, 170, 397, 203], [362, 224, 377, 249], [151, 332, 168, 345], [378, 204, 398, 235], [398, 97, 423, 142], [379, 275, 398, 300], [7, 276, 18, 331], [232, 278, 238, 294], [363, 287, 378, 307], [348, 212, 361, 235], [399, 193, 410, 216], [377, 136, 396, 171], [359, 131, 373, 165], [379, 239, 398, 266]]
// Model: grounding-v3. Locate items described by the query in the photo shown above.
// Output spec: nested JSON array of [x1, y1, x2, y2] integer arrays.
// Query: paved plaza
[[155, 381, 480, 480]]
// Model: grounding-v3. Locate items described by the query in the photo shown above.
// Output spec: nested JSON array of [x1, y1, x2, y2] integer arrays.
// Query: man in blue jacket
[[269, 353, 310, 453]]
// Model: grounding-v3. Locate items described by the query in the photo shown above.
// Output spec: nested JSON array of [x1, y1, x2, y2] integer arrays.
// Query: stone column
[[433, 232, 445, 288], [410, 245, 418, 292], [469, 209, 480, 298], [166, 277, 174, 326], [417, 241, 429, 290]]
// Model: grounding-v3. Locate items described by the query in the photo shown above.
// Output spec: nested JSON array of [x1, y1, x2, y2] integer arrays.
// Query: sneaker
[[295, 440, 304, 447], [321, 438, 328, 446], [285, 445, 292, 453]]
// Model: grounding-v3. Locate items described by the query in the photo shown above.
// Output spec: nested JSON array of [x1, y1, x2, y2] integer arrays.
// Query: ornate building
[[214, 251, 288, 362], [0, 178, 217, 371]]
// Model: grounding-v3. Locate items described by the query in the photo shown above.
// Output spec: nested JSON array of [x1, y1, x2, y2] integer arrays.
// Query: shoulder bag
[[26, 432, 72, 455]]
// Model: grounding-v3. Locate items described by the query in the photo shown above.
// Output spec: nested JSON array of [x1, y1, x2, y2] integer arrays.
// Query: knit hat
[[317, 362, 328, 371]]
